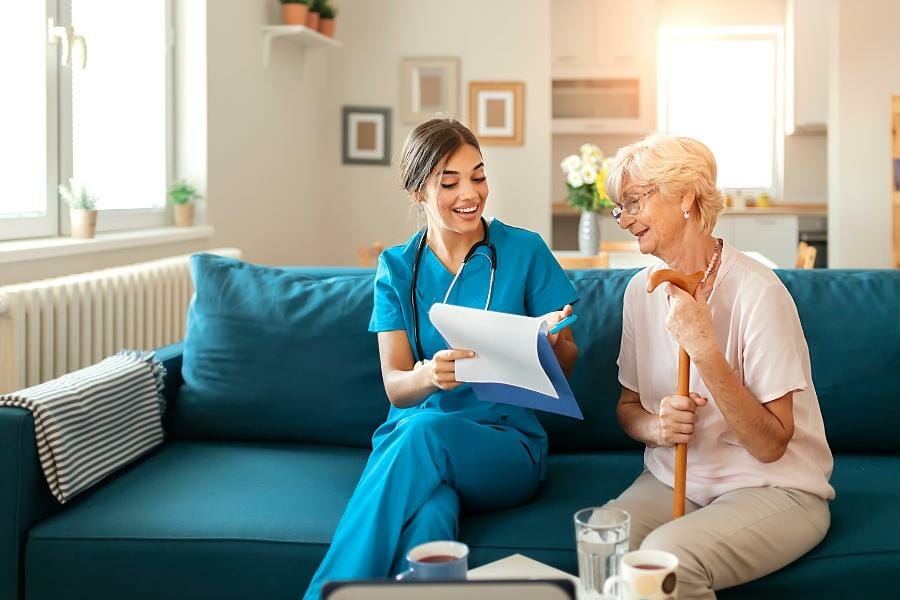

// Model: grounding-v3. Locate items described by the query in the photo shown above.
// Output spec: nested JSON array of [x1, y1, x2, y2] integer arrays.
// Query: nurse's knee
[[394, 412, 456, 447]]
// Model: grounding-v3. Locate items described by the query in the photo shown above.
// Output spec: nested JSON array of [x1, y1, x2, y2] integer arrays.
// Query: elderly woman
[[603, 134, 834, 599]]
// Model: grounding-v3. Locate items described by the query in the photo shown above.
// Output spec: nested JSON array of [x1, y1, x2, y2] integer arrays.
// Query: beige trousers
[[604, 471, 830, 600]]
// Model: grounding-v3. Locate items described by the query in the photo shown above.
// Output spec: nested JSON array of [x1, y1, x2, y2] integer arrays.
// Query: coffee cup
[[602, 549, 679, 600], [395, 540, 469, 581]]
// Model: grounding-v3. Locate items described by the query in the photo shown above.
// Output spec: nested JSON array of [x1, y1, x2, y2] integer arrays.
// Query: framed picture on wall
[[399, 57, 460, 124], [468, 82, 524, 146], [342, 106, 392, 166]]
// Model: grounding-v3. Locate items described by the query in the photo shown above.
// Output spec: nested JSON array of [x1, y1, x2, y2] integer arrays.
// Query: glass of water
[[574, 507, 630, 599]]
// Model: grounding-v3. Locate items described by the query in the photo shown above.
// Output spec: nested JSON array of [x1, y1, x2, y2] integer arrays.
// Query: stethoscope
[[411, 217, 497, 362]]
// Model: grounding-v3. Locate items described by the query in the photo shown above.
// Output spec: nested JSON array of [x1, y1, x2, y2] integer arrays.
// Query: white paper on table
[[428, 303, 558, 399]]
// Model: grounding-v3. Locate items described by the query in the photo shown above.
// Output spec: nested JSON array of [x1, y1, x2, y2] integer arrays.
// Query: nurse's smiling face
[[421, 144, 489, 237]]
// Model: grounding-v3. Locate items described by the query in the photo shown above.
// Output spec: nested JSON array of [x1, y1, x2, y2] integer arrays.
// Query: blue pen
[[548, 313, 578, 335]]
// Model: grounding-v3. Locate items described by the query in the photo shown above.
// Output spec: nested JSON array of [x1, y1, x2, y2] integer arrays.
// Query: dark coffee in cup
[[633, 563, 664, 570], [418, 555, 459, 564]]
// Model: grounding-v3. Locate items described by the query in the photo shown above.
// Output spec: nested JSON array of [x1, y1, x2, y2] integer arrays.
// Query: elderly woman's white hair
[[606, 134, 725, 234]]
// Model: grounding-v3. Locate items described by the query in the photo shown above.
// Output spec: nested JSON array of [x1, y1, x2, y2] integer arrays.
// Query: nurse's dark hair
[[400, 117, 481, 194]]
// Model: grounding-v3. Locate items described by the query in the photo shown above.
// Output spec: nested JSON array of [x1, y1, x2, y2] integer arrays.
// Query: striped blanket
[[0, 351, 166, 503]]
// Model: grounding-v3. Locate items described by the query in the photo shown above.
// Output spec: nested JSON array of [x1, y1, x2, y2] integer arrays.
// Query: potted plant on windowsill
[[307, 0, 324, 30], [58, 178, 98, 239], [168, 181, 201, 227], [279, 0, 310, 26], [560, 144, 614, 255], [318, 2, 337, 37]]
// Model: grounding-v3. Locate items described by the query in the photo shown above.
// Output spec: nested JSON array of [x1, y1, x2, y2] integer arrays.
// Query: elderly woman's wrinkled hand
[[657, 392, 709, 447], [663, 283, 719, 361]]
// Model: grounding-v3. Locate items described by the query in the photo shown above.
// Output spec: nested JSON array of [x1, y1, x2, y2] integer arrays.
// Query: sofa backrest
[[172, 254, 899, 454]]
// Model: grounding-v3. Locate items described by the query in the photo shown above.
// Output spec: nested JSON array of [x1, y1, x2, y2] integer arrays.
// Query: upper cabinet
[[786, 0, 830, 134], [551, 0, 657, 73], [551, 0, 657, 133], [551, 0, 596, 68], [593, 0, 657, 65]]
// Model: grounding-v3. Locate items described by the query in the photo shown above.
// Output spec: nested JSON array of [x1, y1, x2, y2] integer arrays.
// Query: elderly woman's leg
[[640, 486, 829, 600], [604, 471, 702, 550]]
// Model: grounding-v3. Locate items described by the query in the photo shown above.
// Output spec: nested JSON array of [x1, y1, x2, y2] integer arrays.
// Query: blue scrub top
[[368, 218, 580, 467]]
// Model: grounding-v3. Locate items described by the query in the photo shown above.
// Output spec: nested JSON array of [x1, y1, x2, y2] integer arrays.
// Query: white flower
[[560, 154, 581, 174], [579, 166, 597, 185], [567, 170, 585, 188], [580, 143, 603, 161]]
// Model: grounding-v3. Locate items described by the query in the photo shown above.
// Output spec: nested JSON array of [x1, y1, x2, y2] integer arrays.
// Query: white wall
[[828, 0, 900, 268], [318, 0, 553, 265], [205, 0, 331, 266]]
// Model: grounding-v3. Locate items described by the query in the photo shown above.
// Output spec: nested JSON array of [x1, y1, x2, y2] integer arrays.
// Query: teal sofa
[[2, 255, 898, 599]]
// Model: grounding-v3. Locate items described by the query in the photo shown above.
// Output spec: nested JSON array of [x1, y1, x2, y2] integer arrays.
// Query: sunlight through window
[[71, 1, 168, 211], [659, 27, 783, 191]]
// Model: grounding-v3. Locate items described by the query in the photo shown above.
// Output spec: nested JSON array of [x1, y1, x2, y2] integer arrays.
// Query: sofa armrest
[[0, 408, 60, 600]]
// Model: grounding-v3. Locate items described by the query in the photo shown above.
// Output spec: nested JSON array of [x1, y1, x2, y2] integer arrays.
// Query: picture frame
[[399, 57, 460, 124], [342, 106, 392, 166], [468, 82, 525, 146]]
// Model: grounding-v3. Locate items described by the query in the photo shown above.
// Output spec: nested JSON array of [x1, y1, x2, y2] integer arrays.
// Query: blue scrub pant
[[303, 411, 542, 599]]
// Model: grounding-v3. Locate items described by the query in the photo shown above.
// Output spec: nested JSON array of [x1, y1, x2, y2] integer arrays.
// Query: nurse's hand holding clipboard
[[420, 348, 476, 391], [542, 304, 579, 376]]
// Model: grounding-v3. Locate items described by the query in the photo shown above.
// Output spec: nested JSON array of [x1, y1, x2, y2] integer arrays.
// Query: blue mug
[[395, 541, 469, 581]]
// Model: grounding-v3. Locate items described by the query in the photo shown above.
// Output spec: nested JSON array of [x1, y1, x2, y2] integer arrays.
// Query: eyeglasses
[[611, 187, 656, 222]]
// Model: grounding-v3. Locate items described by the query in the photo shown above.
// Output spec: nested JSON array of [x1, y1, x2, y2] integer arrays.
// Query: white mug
[[602, 549, 679, 600]]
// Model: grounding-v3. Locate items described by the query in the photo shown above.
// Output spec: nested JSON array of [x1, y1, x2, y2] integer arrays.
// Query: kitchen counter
[[552, 202, 827, 217]]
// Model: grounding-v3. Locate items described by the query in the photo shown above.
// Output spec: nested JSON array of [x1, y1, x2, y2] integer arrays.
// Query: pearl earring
[[683, 210, 690, 220]]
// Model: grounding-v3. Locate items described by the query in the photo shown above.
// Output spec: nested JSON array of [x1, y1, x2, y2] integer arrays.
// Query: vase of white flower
[[560, 143, 614, 255]]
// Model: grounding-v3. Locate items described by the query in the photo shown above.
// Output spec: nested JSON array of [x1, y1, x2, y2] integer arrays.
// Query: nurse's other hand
[[423, 349, 476, 391], [656, 393, 708, 447], [543, 304, 574, 347]]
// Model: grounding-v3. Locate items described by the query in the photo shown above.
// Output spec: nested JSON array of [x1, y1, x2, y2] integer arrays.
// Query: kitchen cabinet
[[551, 0, 656, 71], [551, 0, 596, 68], [786, 0, 830, 133], [593, 0, 656, 65], [718, 214, 800, 268]]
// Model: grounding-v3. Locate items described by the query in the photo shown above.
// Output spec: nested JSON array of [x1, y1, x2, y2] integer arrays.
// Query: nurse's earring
[[683, 210, 690, 220]]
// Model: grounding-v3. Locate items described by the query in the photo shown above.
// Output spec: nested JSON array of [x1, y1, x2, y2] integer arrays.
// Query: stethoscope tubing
[[411, 218, 496, 362]]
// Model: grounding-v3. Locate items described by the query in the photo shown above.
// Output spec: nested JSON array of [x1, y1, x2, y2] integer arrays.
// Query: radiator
[[0, 248, 241, 394]]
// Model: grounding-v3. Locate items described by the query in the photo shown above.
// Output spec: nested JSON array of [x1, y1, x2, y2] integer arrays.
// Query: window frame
[[0, 0, 174, 243], [0, 0, 60, 241], [657, 26, 785, 198], [59, 0, 174, 235]]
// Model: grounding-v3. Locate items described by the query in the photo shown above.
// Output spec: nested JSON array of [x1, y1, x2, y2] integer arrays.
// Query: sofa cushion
[[26, 443, 898, 599], [26, 442, 370, 600], [174, 254, 390, 445], [776, 270, 899, 454], [540, 269, 643, 452]]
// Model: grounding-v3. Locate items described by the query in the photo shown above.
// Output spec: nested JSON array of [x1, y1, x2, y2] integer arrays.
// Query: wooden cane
[[647, 269, 704, 518]]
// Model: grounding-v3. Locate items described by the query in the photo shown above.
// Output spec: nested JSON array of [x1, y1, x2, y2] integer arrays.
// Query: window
[[0, 0, 172, 242], [658, 27, 784, 193]]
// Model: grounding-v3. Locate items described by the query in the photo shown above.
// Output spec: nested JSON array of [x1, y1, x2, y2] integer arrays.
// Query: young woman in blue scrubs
[[304, 118, 579, 599]]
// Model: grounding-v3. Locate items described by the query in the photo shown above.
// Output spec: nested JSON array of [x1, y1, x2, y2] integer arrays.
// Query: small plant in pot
[[168, 181, 201, 227], [58, 178, 98, 239], [318, 2, 337, 37], [279, 0, 310, 26], [307, 0, 325, 30]]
